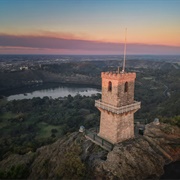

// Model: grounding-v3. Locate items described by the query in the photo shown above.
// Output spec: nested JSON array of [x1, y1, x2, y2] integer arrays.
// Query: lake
[[7, 84, 101, 101]]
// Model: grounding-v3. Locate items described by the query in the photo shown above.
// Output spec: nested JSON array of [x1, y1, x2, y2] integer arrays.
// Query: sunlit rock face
[[95, 123, 180, 179]]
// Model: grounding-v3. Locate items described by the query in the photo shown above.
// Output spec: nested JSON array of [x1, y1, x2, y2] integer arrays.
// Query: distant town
[[0, 54, 180, 73]]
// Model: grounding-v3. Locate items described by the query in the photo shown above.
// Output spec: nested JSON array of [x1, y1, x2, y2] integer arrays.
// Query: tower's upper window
[[124, 82, 128, 92], [108, 81, 112, 92]]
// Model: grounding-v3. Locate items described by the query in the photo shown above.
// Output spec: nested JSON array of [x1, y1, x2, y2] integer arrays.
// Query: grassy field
[[36, 122, 63, 139]]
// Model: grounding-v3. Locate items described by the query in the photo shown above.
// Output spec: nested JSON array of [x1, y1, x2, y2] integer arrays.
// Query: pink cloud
[[0, 34, 179, 55]]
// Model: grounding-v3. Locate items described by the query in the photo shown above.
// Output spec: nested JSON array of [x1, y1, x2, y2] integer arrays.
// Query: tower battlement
[[101, 72, 136, 82]]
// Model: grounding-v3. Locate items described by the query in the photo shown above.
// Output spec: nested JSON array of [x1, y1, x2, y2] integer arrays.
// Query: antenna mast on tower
[[122, 28, 127, 73]]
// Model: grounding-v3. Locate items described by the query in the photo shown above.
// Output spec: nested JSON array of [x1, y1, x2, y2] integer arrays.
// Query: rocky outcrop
[[0, 123, 179, 179], [28, 132, 107, 179], [144, 123, 180, 162], [99, 138, 164, 179], [94, 123, 180, 179]]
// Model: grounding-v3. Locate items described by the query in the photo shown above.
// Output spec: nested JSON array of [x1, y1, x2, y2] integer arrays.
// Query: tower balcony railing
[[95, 99, 141, 114]]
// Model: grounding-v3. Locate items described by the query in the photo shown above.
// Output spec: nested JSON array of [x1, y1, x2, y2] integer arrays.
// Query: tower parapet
[[101, 72, 136, 82]]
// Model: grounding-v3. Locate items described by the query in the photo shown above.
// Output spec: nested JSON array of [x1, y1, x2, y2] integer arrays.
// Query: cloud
[[0, 34, 180, 55], [0, 34, 119, 50]]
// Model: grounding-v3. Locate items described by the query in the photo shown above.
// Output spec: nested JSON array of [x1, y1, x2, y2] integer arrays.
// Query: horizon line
[[1, 54, 180, 56]]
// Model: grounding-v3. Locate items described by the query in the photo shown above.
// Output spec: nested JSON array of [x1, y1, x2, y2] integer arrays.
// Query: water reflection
[[7, 85, 101, 101]]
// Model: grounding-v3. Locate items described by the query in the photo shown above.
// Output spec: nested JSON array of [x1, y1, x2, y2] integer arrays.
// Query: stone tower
[[95, 71, 141, 144]]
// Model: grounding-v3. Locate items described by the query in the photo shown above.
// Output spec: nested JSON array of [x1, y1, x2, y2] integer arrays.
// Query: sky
[[0, 0, 180, 55]]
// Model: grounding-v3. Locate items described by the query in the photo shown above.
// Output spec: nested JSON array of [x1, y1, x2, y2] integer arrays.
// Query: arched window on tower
[[124, 82, 128, 93], [108, 81, 112, 92]]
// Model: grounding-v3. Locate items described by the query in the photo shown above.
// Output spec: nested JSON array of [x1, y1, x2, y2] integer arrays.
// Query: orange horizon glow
[[0, 30, 179, 47]]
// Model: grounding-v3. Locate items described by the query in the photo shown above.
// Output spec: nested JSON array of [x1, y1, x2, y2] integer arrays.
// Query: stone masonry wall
[[98, 109, 134, 144]]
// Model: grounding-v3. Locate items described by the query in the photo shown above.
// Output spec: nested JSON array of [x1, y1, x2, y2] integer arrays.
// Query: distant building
[[20, 66, 28, 70], [95, 71, 141, 144]]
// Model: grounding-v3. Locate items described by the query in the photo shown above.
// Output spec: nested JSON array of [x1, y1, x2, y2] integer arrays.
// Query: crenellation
[[101, 72, 136, 82]]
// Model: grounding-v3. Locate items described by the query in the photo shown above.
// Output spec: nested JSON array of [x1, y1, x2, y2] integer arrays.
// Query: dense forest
[[0, 94, 100, 160]]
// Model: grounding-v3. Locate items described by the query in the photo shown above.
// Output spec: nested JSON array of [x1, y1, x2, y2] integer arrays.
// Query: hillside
[[0, 122, 179, 179], [0, 59, 179, 94], [0, 58, 179, 179]]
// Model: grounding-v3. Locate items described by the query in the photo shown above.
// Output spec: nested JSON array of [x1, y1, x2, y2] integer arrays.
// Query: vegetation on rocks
[[57, 144, 86, 179], [0, 123, 179, 179]]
